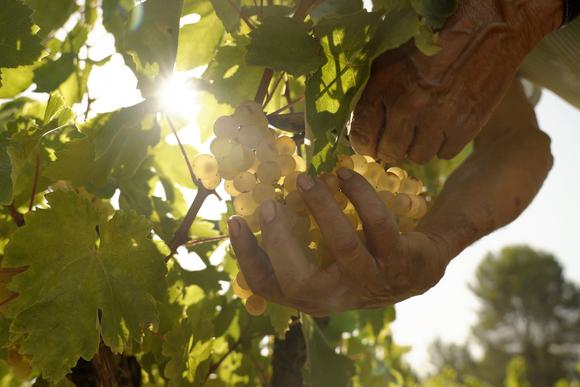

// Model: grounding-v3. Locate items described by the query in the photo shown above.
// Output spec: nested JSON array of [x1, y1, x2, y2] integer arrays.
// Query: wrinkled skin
[[350, 0, 563, 164], [228, 80, 553, 316]]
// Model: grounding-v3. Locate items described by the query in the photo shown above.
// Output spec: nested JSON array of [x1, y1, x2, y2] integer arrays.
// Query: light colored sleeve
[[519, 18, 580, 109]]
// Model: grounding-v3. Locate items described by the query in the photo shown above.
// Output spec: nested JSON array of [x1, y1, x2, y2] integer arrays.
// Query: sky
[[26, 7, 580, 376], [391, 90, 580, 373]]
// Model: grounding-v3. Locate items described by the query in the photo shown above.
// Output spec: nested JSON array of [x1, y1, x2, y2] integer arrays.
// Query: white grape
[[350, 154, 368, 175], [234, 101, 269, 128], [192, 154, 219, 180], [214, 115, 239, 139], [210, 137, 234, 158], [245, 294, 267, 316], [277, 154, 297, 176], [376, 173, 401, 192], [399, 176, 423, 195], [283, 171, 300, 193], [387, 166, 408, 180], [234, 192, 259, 216], [252, 182, 276, 203], [275, 136, 297, 155], [257, 161, 282, 184], [233, 171, 257, 193], [238, 125, 270, 149], [256, 139, 278, 162]]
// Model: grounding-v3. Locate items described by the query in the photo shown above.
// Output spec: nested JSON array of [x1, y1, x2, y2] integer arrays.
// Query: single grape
[[407, 195, 428, 219], [224, 180, 241, 197], [201, 173, 221, 190], [286, 191, 307, 213], [387, 166, 408, 180], [364, 162, 384, 185], [319, 172, 340, 194], [256, 139, 278, 162], [233, 171, 257, 193], [238, 125, 270, 149], [350, 154, 368, 175], [376, 173, 401, 192], [192, 154, 219, 180], [253, 182, 276, 203], [399, 176, 423, 195], [245, 294, 268, 316], [234, 192, 259, 216], [257, 161, 282, 184], [391, 193, 413, 216], [244, 211, 261, 232], [233, 271, 253, 299], [283, 171, 300, 193], [277, 154, 297, 176], [275, 136, 297, 155], [214, 115, 239, 138], [234, 101, 269, 128], [336, 154, 354, 170], [293, 155, 307, 172], [210, 137, 234, 158], [334, 192, 349, 210]]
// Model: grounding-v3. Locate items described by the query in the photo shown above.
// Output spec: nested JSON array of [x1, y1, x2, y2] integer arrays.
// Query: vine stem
[[185, 235, 228, 247], [262, 72, 285, 107], [28, 151, 40, 212]]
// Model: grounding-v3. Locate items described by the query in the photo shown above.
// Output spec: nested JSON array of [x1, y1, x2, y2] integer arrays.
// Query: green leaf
[[246, 15, 326, 77], [202, 37, 263, 106], [265, 303, 295, 337], [22, 0, 79, 38], [105, 0, 183, 96], [209, 0, 240, 33], [176, 0, 224, 71], [162, 302, 214, 386], [0, 66, 35, 98], [310, 0, 364, 21], [0, 0, 43, 72], [302, 315, 355, 387], [0, 140, 13, 205], [2, 190, 166, 381], [33, 54, 76, 93], [410, 0, 459, 28], [414, 23, 441, 55]]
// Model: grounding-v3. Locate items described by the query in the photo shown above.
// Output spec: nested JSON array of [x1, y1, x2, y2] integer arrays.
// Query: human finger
[[227, 217, 285, 301], [295, 174, 377, 283]]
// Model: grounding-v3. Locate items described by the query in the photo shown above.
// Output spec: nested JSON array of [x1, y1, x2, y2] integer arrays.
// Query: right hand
[[350, 0, 563, 164]]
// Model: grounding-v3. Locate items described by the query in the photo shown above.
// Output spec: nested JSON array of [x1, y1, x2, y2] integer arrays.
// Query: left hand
[[227, 170, 449, 316]]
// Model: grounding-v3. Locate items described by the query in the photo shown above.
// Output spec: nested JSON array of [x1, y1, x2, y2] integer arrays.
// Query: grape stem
[[185, 235, 228, 247], [267, 95, 305, 116], [3, 204, 25, 227], [162, 113, 222, 262], [263, 72, 285, 107], [165, 188, 211, 262], [226, 0, 255, 30]]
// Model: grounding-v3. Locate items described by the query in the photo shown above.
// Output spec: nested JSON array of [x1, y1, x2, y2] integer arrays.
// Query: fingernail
[[261, 200, 276, 223], [297, 173, 315, 191], [228, 217, 240, 237], [337, 168, 353, 180]]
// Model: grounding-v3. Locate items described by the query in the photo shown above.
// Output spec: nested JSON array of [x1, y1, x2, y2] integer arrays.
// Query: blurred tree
[[428, 246, 580, 386]]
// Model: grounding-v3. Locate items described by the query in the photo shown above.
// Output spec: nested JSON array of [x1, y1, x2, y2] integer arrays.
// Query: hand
[[227, 170, 449, 316], [350, 0, 563, 164]]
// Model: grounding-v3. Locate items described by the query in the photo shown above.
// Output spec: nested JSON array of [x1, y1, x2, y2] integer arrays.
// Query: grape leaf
[[0, 0, 43, 73], [302, 315, 355, 387], [306, 7, 420, 165], [410, 0, 459, 28], [0, 67, 35, 99], [265, 303, 296, 338], [0, 140, 12, 205], [104, 0, 183, 96], [2, 190, 167, 382], [22, 0, 79, 38], [209, 0, 240, 33], [33, 54, 76, 93], [176, 0, 225, 71], [246, 15, 326, 77], [310, 0, 364, 21], [414, 23, 441, 55], [162, 302, 214, 386], [202, 37, 263, 106]]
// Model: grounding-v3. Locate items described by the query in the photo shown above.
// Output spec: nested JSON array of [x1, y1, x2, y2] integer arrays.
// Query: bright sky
[[392, 90, 580, 373], [38, 9, 580, 376]]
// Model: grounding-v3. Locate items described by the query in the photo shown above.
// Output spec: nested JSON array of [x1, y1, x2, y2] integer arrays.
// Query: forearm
[[416, 83, 553, 262]]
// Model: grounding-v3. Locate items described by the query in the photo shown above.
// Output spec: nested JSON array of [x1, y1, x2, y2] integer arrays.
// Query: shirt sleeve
[[519, 18, 580, 109]]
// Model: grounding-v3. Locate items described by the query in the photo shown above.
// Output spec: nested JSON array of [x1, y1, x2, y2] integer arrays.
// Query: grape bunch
[[191, 101, 429, 316]]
